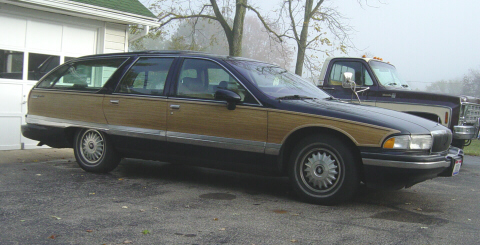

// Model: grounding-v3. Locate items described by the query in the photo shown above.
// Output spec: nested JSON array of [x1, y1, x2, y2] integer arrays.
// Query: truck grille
[[431, 130, 452, 152], [463, 103, 480, 124]]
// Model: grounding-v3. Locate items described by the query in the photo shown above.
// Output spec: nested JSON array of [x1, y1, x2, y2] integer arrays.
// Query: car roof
[[79, 50, 259, 62]]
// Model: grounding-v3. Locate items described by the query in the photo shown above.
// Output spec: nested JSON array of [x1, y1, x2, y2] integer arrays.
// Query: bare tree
[[151, 0, 276, 57], [425, 79, 463, 95], [461, 69, 480, 97], [167, 18, 229, 54], [242, 16, 294, 68], [272, 0, 351, 75]]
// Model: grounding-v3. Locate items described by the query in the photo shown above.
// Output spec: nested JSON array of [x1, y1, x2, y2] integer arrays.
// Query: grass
[[464, 140, 480, 156]]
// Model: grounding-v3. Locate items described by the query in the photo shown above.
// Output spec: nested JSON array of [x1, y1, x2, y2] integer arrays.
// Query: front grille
[[431, 130, 452, 152], [463, 103, 480, 124]]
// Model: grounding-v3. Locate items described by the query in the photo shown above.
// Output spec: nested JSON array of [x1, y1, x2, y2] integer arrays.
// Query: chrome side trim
[[108, 125, 166, 141], [26, 115, 275, 154], [362, 158, 450, 169], [26, 115, 166, 141], [26, 115, 109, 131], [265, 143, 282, 155], [167, 131, 266, 153]]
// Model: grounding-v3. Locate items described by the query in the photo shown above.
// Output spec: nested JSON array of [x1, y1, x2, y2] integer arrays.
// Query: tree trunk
[[210, 0, 246, 57], [231, 0, 247, 56], [294, 0, 313, 75]]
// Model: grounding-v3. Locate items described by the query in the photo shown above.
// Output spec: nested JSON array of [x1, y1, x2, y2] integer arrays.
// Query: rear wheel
[[289, 135, 360, 205], [73, 129, 120, 173]]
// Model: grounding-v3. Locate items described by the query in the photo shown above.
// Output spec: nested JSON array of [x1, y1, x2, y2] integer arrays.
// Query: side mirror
[[342, 72, 355, 89], [215, 89, 241, 110]]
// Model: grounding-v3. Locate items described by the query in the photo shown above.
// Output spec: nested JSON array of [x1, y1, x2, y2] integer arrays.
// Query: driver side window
[[176, 59, 257, 104], [329, 61, 374, 86]]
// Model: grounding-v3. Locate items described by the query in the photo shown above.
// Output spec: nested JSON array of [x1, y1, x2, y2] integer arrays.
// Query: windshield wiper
[[387, 83, 397, 86], [276, 95, 316, 100], [325, 96, 338, 101]]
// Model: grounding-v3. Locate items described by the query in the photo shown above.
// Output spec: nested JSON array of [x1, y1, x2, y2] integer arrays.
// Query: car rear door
[[102, 57, 176, 158]]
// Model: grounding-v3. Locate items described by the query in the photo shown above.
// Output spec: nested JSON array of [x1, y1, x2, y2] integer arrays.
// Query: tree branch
[[241, 3, 286, 42], [156, 13, 218, 30], [209, 0, 233, 37], [310, 0, 325, 19]]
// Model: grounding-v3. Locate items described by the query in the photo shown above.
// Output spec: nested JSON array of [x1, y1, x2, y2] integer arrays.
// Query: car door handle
[[322, 87, 335, 90], [110, 100, 119, 104], [31, 95, 44, 99], [170, 104, 180, 109]]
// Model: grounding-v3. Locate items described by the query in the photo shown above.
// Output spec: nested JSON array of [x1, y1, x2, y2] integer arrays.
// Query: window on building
[[0, 49, 24, 80], [27, 53, 60, 81]]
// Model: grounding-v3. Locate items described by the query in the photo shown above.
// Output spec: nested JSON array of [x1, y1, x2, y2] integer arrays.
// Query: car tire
[[73, 128, 120, 173], [289, 135, 360, 205]]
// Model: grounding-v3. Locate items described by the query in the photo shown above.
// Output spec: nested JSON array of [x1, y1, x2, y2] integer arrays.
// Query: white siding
[[104, 23, 128, 53], [26, 20, 63, 52], [0, 15, 27, 48], [63, 25, 97, 55]]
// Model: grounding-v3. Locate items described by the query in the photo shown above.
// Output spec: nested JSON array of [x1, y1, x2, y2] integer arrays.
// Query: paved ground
[[0, 149, 479, 244]]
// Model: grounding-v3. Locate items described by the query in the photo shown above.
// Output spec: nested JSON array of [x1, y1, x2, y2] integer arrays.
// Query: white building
[[0, 0, 157, 150]]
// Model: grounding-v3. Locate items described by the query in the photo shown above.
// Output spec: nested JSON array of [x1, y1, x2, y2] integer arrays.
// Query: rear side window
[[37, 58, 127, 91], [116, 57, 174, 96]]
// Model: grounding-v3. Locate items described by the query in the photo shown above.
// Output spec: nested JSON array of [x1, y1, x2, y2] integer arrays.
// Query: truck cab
[[318, 56, 480, 148]]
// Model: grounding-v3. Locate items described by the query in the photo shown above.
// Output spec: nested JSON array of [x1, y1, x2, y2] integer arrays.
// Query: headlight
[[383, 135, 432, 150]]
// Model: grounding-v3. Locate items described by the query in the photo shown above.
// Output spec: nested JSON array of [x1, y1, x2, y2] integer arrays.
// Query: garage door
[[0, 13, 98, 150]]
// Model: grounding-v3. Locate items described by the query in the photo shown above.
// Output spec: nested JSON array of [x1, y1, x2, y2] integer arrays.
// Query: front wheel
[[73, 129, 120, 173], [289, 135, 360, 205]]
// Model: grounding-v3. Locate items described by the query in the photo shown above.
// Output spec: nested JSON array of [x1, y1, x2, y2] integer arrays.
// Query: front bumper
[[361, 147, 463, 190], [453, 125, 479, 139]]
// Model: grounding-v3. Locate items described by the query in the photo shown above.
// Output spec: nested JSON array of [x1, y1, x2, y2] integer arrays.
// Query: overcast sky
[[141, 0, 480, 89], [328, 0, 480, 89]]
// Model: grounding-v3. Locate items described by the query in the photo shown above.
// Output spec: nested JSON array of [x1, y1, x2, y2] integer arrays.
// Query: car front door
[[322, 60, 377, 106], [166, 58, 268, 167]]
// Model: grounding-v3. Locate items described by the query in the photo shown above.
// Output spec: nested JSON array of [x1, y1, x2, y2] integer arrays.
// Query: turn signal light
[[383, 138, 396, 148]]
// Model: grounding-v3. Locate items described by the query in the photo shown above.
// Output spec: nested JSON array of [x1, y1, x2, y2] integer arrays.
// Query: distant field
[[464, 140, 480, 156]]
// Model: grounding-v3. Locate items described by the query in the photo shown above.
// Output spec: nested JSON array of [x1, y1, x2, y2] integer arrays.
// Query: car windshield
[[227, 59, 330, 99], [370, 60, 410, 89]]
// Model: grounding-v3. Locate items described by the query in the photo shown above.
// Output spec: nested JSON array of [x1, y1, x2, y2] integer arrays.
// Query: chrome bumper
[[362, 158, 450, 169], [453, 125, 479, 139]]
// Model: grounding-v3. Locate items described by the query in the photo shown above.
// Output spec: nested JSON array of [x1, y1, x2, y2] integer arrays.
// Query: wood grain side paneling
[[267, 111, 400, 147], [28, 90, 106, 124], [103, 95, 167, 130], [167, 100, 267, 142]]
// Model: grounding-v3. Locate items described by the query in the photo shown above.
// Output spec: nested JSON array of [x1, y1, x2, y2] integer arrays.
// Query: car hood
[[275, 98, 449, 135], [379, 88, 480, 105]]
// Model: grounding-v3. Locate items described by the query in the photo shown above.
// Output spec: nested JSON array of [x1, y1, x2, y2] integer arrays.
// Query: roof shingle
[[69, 0, 156, 18]]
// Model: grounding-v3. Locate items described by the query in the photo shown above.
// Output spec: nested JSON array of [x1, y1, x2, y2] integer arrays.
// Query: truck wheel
[[73, 129, 120, 173], [289, 135, 360, 205]]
